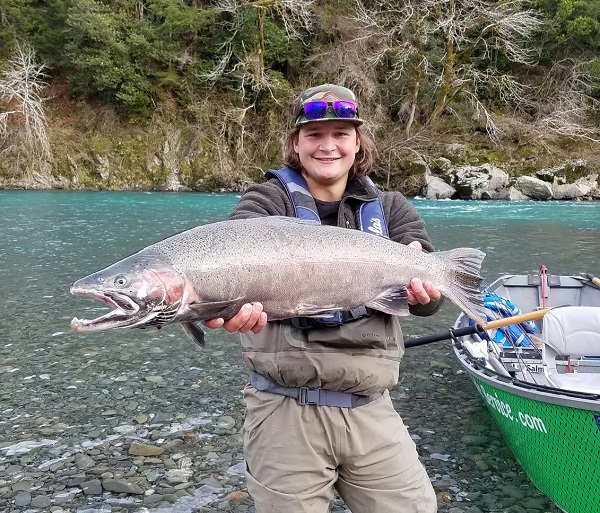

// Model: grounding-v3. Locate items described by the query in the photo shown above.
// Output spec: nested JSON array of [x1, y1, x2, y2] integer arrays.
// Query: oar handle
[[585, 273, 600, 287], [404, 324, 484, 348], [405, 308, 552, 349], [483, 308, 551, 330]]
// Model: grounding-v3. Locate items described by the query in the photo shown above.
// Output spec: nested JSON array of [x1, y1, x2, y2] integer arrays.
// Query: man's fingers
[[251, 312, 268, 334], [221, 303, 253, 332], [423, 281, 442, 301], [408, 240, 422, 251], [238, 303, 265, 333], [203, 318, 224, 329], [202, 303, 268, 334], [408, 278, 430, 305], [407, 278, 442, 305]]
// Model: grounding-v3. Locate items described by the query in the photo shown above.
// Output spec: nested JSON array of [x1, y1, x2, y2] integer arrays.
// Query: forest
[[0, 0, 599, 191]]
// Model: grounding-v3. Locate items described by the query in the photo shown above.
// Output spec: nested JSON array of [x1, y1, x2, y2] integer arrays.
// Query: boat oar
[[405, 308, 551, 348], [585, 273, 600, 288]]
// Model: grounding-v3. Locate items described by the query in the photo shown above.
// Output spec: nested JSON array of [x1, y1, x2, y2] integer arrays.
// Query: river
[[1, 190, 599, 513]]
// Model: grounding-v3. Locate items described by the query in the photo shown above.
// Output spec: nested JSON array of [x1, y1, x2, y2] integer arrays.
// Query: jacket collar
[[343, 175, 379, 201]]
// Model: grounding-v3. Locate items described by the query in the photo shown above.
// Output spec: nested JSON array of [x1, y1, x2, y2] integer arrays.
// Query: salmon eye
[[114, 275, 128, 288]]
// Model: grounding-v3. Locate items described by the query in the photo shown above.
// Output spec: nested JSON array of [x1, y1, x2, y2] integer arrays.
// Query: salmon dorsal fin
[[366, 287, 410, 316]]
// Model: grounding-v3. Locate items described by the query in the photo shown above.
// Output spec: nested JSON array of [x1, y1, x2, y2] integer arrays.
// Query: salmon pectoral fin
[[181, 321, 206, 348], [366, 287, 410, 316], [187, 297, 244, 320]]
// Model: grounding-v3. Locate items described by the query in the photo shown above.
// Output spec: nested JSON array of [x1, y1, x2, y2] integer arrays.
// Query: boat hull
[[455, 348, 600, 513]]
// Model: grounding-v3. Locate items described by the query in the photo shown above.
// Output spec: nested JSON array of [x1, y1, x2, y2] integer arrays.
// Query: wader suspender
[[248, 168, 388, 408]]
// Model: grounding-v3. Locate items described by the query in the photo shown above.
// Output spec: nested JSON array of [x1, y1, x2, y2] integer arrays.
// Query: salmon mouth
[[70, 287, 148, 331]]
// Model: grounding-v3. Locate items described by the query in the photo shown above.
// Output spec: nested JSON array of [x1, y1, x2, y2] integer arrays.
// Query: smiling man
[[202, 83, 444, 513], [293, 119, 360, 200]]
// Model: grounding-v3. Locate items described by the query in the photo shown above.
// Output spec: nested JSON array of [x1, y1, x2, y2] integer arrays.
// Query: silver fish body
[[70, 217, 486, 344]]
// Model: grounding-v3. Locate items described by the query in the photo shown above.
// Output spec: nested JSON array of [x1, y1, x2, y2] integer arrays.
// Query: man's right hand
[[203, 302, 267, 334]]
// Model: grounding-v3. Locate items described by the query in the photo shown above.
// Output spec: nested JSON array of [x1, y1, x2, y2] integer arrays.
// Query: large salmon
[[70, 216, 485, 346]]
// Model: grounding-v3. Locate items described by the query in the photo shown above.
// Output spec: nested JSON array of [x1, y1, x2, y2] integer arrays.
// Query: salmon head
[[70, 255, 187, 332]]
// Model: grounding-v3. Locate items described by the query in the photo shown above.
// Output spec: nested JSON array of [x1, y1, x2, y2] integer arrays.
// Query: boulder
[[552, 182, 586, 200], [446, 164, 509, 200], [489, 186, 530, 201], [574, 173, 598, 196], [515, 176, 553, 200], [430, 157, 452, 174], [424, 175, 456, 200], [590, 180, 600, 199]]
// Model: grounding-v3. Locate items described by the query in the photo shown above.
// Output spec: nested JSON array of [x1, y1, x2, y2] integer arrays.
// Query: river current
[[1, 191, 599, 513]]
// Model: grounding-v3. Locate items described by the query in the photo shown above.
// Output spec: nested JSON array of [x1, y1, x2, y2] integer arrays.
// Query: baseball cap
[[293, 83, 363, 127]]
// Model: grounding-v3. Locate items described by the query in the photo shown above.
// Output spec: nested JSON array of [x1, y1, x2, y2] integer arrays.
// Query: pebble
[[135, 414, 149, 424], [102, 478, 145, 494], [80, 479, 103, 495], [128, 441, 165, 456], [14, 491, 32, 507], [30, 494, 52, 508], [12, 481, 32, 491]]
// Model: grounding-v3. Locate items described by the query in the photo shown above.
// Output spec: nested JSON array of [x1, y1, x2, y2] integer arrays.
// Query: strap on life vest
[[266, 167, 388, 327], [265, 167, 320, 223], [357, 176, 389, 237]]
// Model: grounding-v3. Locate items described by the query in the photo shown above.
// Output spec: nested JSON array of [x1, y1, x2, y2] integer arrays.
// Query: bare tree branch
[[0, 43, 52, 170], [206, 0, 315, 94], [531, 59, 600, 142]]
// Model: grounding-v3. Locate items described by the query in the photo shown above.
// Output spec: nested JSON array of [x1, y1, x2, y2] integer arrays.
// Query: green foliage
[[0, 0, 42, 54], [536, 0, 600, 57], [0, 0, 597, 132]]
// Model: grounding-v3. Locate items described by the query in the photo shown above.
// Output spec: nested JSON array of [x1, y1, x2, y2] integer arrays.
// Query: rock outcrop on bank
[[2, 155, 599, 201], [422, 159, 600, 201]]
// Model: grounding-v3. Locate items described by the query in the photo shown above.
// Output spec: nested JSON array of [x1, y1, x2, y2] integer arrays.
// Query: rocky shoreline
[[2, 159, 599, 201], [422, 159, 600, 201], [0, 335, 558, 513]]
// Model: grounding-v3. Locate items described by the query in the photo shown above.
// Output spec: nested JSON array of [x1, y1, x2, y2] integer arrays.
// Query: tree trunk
[[136, 0, 144, 22], [256, 6, 266, 87], [405, 24, 423, 137], [430, 0, 456, 121]]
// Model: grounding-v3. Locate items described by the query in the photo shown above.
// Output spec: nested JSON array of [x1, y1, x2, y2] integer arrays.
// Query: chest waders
[[248, 167, 389, 407]]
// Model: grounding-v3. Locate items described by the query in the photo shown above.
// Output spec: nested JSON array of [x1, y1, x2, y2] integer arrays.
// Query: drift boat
[[451, 272, 600, 513]]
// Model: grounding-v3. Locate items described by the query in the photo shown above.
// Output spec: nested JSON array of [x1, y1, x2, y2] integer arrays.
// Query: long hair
[[282, 125, 376, 181]]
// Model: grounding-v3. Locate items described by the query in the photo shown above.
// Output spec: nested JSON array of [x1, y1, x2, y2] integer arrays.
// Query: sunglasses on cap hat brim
[[295, 101, 363, 127]]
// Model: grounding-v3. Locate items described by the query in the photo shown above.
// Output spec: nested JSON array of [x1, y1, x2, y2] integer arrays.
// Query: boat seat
[[542, 306, 600, 394]]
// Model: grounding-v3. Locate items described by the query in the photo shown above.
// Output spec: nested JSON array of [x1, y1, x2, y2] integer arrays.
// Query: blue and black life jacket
[[266, 167, 388, 327]]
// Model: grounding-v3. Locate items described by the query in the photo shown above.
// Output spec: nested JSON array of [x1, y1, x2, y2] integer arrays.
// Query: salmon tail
[[436, 248, 486, 324]]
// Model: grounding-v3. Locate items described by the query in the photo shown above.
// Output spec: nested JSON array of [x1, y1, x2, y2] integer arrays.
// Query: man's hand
[[203, 302, 268, 334], [406, 241, 442, 306]]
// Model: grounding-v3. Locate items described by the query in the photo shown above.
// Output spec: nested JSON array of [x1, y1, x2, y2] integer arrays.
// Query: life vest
[[266, 167, 389, 236], [266, 167, 388, 326]]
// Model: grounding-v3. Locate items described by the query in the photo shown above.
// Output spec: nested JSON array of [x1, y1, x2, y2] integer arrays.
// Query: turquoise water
[[1, 190, 598, 512]]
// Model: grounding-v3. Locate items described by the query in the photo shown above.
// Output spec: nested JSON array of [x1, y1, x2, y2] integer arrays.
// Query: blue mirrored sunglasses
[[302, 101, 359, 120]]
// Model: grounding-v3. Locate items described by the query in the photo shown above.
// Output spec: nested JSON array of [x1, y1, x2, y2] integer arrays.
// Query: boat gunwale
[[453, 343, 600, 412]]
